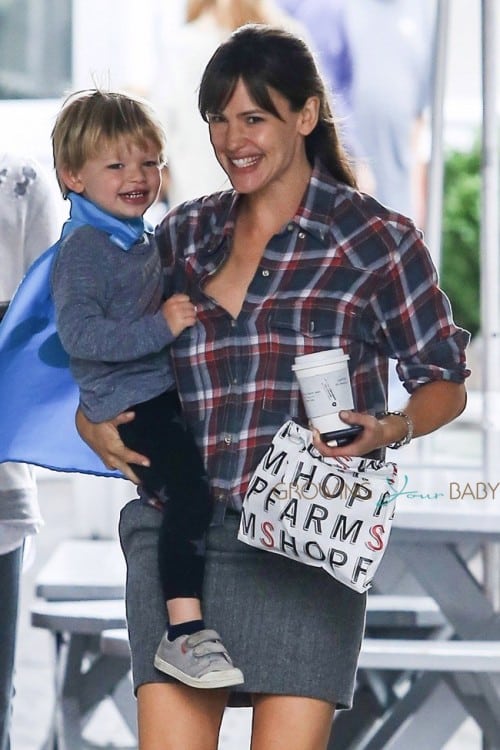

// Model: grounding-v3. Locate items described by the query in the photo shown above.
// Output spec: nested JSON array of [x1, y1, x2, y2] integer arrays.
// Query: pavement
[[10, 414, 486, 749]]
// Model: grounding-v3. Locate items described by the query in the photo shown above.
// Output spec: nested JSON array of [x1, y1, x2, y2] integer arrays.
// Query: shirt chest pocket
[[261, 301, 365, 416], [270, 301, 365, 348]]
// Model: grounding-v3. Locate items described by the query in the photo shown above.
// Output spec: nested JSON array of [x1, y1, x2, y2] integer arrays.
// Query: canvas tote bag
[[238, 420, 399, 593]]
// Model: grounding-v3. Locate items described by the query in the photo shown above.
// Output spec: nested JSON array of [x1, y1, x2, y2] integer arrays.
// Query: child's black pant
[[118, 389, 212, 602]]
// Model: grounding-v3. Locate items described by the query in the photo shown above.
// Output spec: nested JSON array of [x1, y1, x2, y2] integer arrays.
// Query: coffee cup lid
[[292, 348, 349, 370]]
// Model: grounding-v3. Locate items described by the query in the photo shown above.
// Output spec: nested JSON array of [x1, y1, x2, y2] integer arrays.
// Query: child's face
[[64, 137, 163, 220]]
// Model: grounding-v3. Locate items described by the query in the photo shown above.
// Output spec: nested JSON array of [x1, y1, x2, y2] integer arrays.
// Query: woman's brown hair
[[198, 24, 357, 187]]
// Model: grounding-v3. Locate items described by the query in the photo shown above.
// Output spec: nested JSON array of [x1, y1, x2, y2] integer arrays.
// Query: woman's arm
[[312, 380, 466, 458], [75, 408, 150, 482]]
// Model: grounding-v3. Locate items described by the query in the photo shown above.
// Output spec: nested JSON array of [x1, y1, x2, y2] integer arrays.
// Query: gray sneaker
[[154, 628, 244, 689]]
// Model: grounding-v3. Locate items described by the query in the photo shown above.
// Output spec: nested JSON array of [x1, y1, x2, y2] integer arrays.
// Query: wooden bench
[[359, 638, 500, 671], [31, 598, 126, 632], [31, 599, 133, 750], [365, 595, 445, 628], [100, 627, 500, 675]]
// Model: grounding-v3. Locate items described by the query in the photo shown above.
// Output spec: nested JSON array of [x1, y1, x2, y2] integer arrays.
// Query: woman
[[78, 25, 469, 749]]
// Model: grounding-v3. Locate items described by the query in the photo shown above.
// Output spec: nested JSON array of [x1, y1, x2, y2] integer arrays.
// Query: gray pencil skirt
[[118, 497, 367, 709]]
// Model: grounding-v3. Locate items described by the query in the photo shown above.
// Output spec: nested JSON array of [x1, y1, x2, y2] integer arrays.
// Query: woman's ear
[[59, 168, 85, 194], [298, 96, 320, 136]]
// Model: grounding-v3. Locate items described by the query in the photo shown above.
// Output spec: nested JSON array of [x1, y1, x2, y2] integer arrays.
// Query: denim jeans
[[0, 545, 22, 750]]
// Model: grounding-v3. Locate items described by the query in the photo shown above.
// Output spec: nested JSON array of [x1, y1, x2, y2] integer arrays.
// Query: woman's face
[[206, 78, 317, 197]]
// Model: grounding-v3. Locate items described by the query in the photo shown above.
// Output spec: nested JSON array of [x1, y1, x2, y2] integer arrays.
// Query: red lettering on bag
[[366, 524, 385, 551], [260, 521, 275, 548]]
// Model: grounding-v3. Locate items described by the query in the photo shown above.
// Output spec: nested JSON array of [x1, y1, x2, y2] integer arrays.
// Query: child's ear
[[59, 168, 85, 194]]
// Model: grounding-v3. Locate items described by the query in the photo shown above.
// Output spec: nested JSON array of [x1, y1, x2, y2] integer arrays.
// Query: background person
[[343, 0, 437, 228], [0, 151, 60, 750], [274, 0, 374, 189], [343, 0, 438, 408], [77, 25, 469, 750]]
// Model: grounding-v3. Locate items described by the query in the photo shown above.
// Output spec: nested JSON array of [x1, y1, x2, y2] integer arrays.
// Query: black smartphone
[[320, 424, 364, 447]]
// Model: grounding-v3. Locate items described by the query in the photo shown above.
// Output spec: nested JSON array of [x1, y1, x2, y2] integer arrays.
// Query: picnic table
[[34, 496, 500, 750], [35, 538, 125, 600], [31, 539, 131, 750], [333, 497, 500, 750]]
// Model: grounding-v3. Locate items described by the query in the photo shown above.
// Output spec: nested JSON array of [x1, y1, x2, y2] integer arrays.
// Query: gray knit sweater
[[51, 224, 176, 422]]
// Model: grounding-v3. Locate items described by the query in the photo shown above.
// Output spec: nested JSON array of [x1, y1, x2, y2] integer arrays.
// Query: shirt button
[[298, 231, 306, 239], [231, 319, 237, 327], [261, 269, 270, 277], [232, 377, 238, 385], [224, 435, 232, 445], [287, 223, 294, 231]]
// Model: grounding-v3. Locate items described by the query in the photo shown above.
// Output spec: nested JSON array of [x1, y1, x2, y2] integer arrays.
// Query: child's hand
[[161, 294, 197, 336]]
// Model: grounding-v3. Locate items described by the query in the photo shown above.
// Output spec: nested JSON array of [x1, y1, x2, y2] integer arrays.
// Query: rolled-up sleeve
[[372, 226, 470, 392]]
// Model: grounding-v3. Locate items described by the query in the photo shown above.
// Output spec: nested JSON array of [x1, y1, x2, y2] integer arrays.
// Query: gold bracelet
[[377, 410, 414, 449]]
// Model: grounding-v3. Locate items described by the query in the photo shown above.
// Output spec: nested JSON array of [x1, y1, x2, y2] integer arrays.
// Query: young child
[[50, 89, 243, 689]]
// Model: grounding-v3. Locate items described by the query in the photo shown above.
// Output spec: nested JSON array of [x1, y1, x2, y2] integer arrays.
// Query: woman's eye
[[207, 114, 224, 124]]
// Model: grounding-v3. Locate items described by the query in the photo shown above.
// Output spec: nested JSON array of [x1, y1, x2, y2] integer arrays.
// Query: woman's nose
[[224, 121, 245, 150]]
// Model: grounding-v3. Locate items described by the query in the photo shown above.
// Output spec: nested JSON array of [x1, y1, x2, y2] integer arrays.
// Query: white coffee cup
[[292, 348, 359, 443]]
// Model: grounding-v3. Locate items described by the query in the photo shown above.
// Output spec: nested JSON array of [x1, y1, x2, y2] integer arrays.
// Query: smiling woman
[[73, 23, 469, 750]]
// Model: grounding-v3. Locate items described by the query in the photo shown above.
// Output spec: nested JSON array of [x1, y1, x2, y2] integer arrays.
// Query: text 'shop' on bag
[[238, 420, 399, 593]]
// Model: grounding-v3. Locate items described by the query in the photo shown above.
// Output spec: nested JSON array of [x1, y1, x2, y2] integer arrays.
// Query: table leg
[[446, 671, 500, 748], [390, 541, 500, 744], [40, 631, 136, 749], [343, 674, 465, 750]]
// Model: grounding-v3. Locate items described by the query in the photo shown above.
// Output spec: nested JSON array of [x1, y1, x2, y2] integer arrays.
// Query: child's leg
[[117, 389, 211, 608], [118, 391, 243, 688], [157, 485, 208, 639]]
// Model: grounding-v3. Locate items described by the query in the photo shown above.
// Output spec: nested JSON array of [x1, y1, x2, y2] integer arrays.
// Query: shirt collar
[[197, 191, 240, 258], [290, 159, 347, 243], [202, 160, 347, 252]]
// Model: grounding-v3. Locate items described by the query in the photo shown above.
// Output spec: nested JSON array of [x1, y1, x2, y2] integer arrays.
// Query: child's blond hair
[[52, 89, 166, 197]]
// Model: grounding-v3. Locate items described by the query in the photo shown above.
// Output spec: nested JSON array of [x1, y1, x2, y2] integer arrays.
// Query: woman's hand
[[311, 381, 467, 459], [310, 409, 399, 458], [75, 408, 150, 483]]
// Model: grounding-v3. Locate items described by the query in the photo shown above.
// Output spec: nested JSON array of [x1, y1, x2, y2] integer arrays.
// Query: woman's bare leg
[[137, 682, 228, 750], [251, 694, 335, 750]]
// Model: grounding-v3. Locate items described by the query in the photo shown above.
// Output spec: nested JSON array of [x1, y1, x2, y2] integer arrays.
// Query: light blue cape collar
[[63, 192, 153, 251]]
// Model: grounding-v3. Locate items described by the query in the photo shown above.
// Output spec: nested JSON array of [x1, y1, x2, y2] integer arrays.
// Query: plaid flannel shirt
[[156, 160, 469, 515]]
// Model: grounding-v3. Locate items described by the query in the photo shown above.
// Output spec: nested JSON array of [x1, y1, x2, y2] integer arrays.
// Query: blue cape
[[0, 193, 150, 477]]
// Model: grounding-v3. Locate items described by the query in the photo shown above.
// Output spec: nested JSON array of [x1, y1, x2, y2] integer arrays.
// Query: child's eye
[[144, 160, 160, 168], [107, 163, 123, 170]]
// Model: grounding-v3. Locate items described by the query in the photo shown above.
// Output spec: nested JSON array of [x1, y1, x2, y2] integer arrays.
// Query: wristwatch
[[377, 410, 414, 449]]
